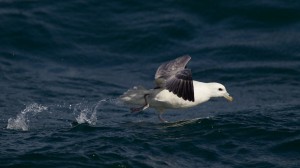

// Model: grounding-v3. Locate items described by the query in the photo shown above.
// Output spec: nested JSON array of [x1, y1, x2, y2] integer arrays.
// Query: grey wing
[[155, 55, 191, 87], [154, 55, 194, 102]]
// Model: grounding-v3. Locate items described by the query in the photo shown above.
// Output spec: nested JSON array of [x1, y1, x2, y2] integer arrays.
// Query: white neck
[[193, 81, 213, 104]]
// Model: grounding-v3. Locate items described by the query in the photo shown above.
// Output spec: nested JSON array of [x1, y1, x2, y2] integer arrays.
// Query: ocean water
[[1, 0, 300, 167]]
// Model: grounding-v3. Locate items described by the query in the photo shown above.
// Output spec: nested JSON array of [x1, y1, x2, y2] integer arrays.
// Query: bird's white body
[[149, 81, 211, 109]]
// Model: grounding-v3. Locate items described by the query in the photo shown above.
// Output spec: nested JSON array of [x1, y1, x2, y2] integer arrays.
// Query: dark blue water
[[1, 0, 300, 167]]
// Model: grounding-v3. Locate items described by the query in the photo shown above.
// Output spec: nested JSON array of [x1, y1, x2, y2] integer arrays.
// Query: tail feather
[[120, 86, 150, 106]]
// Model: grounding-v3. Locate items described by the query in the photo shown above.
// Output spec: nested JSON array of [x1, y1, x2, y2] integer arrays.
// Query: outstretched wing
[[154, 55, 194, 102]]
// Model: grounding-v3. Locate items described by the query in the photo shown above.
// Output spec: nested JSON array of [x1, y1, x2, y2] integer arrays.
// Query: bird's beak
[[224, 93, 233, 102]]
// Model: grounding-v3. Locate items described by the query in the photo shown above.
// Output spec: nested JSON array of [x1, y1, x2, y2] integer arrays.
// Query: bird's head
[[209, 83, 233, 102]]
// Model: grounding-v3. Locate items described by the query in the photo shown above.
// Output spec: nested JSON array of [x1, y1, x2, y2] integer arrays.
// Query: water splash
[[74, 99, 109, 125], [6, 98, 121, 130], [7, 103, 48, 131]]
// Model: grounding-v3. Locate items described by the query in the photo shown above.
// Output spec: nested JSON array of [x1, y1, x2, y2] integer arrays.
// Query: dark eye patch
[[218, 88, 223, 91]]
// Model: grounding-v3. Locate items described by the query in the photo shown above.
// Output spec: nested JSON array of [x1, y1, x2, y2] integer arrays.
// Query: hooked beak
[[224, 93, 233, 102]]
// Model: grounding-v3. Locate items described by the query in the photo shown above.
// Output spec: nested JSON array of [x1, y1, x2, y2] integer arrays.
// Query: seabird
[[120, 55, 233, 122]]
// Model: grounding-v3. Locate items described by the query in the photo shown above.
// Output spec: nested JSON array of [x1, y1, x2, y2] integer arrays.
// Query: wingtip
[[181, 55, 191, 60], [182, 95, 195, 102]]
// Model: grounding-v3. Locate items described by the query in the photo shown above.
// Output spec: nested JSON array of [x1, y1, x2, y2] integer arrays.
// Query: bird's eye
[[218, 88, 223, 91]]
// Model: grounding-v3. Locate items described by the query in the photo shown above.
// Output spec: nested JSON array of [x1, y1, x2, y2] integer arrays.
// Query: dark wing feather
[[165, 69, 194, 102]]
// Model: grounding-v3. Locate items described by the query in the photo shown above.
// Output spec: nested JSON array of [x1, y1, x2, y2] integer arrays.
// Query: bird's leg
[[157, 109, 168, 123], [130, 94, 150, 113], [158, 114, 168, 123]]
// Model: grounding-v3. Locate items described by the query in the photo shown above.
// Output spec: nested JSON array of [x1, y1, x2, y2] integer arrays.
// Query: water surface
[[0, 0, 299, 167]]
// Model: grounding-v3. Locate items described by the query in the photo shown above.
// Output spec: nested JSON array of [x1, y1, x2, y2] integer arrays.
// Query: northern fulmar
[[120, 55, 233, 122]]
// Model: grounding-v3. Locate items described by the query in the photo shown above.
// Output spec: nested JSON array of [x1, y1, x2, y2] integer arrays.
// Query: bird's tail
[[120, 86, 150, 106]]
